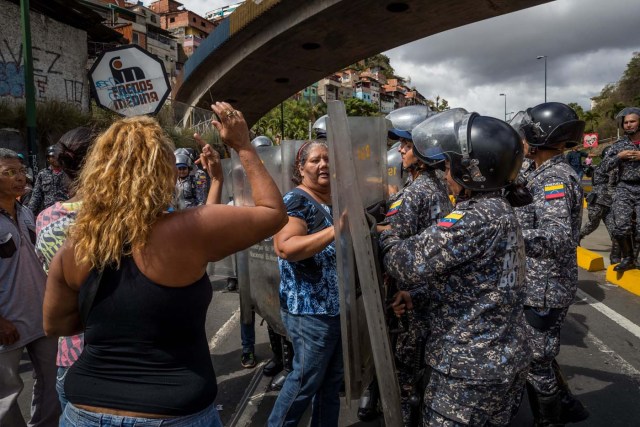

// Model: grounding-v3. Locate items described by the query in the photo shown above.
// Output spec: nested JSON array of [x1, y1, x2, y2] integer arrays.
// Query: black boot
[[270, 338, 293, 391], [528, 382, 564, 427], [610, 238, 621, 265], [263, 326, 283, 377], [613, 237, 635, 272], [552, 360, 589, 424], [357, 380, 380, 422]]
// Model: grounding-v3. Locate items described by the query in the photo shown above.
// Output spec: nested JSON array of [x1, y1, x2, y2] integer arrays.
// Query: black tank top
[[65, 257, 216, 416]]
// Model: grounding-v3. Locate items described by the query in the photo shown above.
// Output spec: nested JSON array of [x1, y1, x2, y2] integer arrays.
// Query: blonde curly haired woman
[[43, 102, 287, 426]]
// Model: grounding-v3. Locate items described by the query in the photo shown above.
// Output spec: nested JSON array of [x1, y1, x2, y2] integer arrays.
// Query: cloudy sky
[[160, 0, 639, 120]]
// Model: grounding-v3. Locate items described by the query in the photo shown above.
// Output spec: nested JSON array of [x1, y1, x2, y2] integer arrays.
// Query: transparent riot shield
[[387, 141, 404, 197], [230, 146, 288, 334], [208, 158, 238, 282], [327, 101, 402, 425], [280, 140, 307, 193]]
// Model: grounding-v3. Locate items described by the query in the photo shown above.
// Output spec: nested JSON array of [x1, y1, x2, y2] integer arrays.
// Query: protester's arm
[[274, 216, 335, 262], [187, 103, 287, 261], [43, 244, 82, 337], [194, 134, 223, 205]]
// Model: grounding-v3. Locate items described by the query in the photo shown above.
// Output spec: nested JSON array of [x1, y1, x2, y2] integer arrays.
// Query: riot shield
[[327, 101, 402, 424], [207, 158, 238, 281], [387, 141, 404, 197], [230, 146, 288, 334]]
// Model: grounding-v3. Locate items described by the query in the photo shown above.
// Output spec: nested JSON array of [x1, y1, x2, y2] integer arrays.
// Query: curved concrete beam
[[174, 0, 552, 127]]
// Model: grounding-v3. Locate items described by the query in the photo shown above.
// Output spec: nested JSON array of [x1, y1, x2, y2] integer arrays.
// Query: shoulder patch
[[438, 210, 465, 228], [385, 199, 403, 217], [544, 182, 565, 200]]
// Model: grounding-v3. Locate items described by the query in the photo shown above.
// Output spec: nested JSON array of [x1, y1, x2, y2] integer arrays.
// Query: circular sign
[[89, 45, 171, 117]]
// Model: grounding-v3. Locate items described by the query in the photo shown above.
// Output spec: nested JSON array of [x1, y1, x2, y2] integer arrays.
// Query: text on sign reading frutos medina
[[105, 79, 159, 111]]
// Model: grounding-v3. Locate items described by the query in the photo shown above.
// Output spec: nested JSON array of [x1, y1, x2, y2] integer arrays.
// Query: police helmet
[[385, 105, 434, 140], [412, 108, 524, 191], [387, 141, 402, 168], [313, 115, 328, 139], [46, 145, 56, 157], [251, 136, 273, 148], [615, 107, 640, 134], [175, 153, 193, 170], [513, 102, 585, 148], [175, 147, 198, 163]]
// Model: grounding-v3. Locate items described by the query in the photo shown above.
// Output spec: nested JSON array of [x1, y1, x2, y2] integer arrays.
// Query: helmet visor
[[411, 108, 470, 161], [385, 105, 435, 131]]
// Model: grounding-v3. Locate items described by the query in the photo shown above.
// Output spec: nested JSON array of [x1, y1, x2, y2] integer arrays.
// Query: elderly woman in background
[[268, 140, 342, 427], [43, 103, 286, 426]]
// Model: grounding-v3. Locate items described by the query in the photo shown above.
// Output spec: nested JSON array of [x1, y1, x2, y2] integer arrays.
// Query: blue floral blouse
[[278, 190, 339, 316]]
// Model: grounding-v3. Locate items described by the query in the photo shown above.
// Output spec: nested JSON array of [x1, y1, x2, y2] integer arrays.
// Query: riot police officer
[[600, 107, 640, 271], [174, 153, 204, 209], [370, 105, 452, 426], [580, 146, 620, 264], [175, 144, 209, 205], [383, 109, 531, 426], [312, 115, 328, 139], [28, 145, 68, 215], [512, 102, 589, 425]]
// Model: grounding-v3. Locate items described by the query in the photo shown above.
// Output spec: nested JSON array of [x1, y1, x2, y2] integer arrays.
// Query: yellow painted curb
[[606, 265, 640, 297], [577, 246, 605, 272], [583, 198, 587, 208]]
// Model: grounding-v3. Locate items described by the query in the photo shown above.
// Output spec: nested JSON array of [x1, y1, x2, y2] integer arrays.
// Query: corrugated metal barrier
[[229, 0, 281, 35]]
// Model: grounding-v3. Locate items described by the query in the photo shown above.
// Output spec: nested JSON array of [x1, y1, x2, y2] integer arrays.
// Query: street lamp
[[499, 93, 506, 121], [537, 55, 547, 102]]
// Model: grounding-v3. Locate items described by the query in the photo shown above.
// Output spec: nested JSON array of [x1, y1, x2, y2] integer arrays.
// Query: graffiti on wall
[[0, 38, 85, 106]]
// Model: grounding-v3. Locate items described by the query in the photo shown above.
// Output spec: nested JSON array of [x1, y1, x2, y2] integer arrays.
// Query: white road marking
[[576, 289, 640, 341], [208, 308, 240, 352], [581, 325, 640, 385]]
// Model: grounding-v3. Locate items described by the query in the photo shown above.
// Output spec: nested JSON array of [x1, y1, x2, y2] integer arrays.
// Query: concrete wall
[[0, 0, 89, 110]]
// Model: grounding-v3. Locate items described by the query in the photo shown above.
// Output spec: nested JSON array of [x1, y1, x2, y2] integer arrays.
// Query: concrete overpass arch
[[174, 0, 551, 127]]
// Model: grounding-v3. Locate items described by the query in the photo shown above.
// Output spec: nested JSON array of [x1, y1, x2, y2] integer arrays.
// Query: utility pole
[[20, 0, 38, 172], [537, 55, 547, 103], [499, 93, 506, 121]]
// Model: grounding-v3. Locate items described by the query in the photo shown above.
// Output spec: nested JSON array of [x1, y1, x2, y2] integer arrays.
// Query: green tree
[[427, 95, 450, 112], [582, 111, 600, 132], [344, 97, 380, 116], [567, 102, 585, 120]]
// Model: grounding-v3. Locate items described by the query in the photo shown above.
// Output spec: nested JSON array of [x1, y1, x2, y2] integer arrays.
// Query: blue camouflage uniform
[[599, 136, 640, 241], [384, 169, 452, 426], [580, 158, 617, 241], [515, 154, 583, 396], [175, 175, 205, 209], [382, 193, 531, 426], [28, 167, 68, 215], [193, 167, 209, 206]]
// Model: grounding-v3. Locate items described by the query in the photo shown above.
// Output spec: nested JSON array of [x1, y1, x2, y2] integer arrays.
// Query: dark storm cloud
[[385, 0, 640, 117]]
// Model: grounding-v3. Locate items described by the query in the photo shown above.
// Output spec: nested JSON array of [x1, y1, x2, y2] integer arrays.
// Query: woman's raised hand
[[211, 102, 251, 152]]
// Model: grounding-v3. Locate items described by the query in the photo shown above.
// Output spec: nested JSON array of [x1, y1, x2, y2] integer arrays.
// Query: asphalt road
[[18, 221, 640, 426]]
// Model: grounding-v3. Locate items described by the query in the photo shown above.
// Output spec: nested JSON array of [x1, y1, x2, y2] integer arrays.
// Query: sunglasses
[[1, 168, 28, 177]]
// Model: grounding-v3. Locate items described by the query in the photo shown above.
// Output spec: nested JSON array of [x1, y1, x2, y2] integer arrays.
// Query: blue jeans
[[268, 310, 343, 427], [57, 366, 70, 411], [60, 402, 222, 426], [241, 310, 255, 354]]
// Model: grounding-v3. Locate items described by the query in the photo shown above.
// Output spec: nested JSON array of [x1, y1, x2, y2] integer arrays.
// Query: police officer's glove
[[379, 229, 402, 256], [503, 178, 533, 208]]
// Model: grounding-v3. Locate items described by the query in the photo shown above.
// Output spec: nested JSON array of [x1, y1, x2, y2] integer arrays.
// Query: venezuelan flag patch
[[385, 199, 403, 217], [544, 183, 565, 200], [438, 211, 465, 228]]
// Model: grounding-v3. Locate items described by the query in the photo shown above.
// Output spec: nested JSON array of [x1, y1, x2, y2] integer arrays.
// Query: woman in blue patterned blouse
[[268, 140, 342, 427]]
